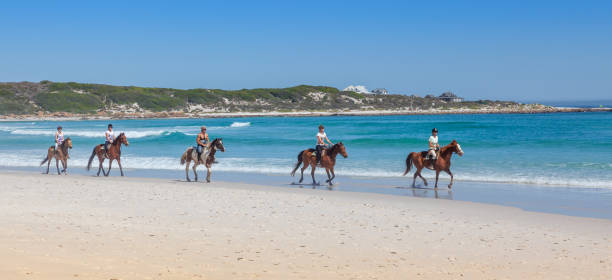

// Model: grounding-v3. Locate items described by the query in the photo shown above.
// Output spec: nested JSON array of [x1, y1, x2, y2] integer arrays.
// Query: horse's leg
[[299, 160, 308, 184], [46, 154, 51, 174], [325, 168, 331, 183], [55, 157, 61, 175], [445, 169, 453, 189], [434, 170, 440, 189], [185, 160, 191, 182], [311, 164, 317, 185], [412, 171, 418, 187], [61, 158, 67, 174], [206, 165, 211, 183], [192, 162, 198, 182], [330, 168, 336, 184], [97, 156, 106, 176], [117, 158, 124, 176], [105, 159, 113, 177]]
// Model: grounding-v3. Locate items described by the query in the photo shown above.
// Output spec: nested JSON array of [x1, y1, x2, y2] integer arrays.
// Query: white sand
[[0, 171, 610, 279]]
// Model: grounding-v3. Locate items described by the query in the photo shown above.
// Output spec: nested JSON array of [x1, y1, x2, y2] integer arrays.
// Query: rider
[[427, 128, 440, 160], [105, 124, 115, 157], [196, 126, 210, 162], [316, 125, 334, 164], [55, 126, 64, 157]]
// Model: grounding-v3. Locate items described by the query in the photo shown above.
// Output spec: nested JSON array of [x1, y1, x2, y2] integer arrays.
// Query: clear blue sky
[[1, 0, 610, 101]]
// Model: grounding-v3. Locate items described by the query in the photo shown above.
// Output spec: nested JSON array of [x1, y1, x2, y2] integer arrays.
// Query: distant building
[[343, 85, 371, 94], [371, 88, 389, 95], [438, 92, 464, 102], [424, 94, 437, 99]]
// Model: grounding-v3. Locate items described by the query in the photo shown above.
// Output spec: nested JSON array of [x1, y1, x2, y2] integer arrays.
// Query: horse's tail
[[403, 152, 414, 176], [86, 146, 97, 171], [180, 148, 191, 165], [290, 150, 305, 176], [40, 153, 49, 166]]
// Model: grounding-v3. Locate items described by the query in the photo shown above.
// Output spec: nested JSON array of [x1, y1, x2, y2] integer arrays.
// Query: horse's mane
[[113, 133, 125, 145], [439, 141, 457, 157], [327, 142, 342, 153]]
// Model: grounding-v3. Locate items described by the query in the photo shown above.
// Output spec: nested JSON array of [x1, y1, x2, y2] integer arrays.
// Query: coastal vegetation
[[0, 81, 538, 117]]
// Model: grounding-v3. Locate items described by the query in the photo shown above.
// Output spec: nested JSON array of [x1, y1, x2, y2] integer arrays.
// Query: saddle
[[192, 146, 210, 163]]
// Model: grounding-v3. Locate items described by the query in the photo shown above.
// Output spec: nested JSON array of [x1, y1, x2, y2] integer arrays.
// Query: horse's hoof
[[448, 185, 452, 189], [206, 180, 211, 183]]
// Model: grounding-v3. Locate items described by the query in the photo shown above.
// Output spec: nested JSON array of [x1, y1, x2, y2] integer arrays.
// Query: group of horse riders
[[48, 123, 456, 187]]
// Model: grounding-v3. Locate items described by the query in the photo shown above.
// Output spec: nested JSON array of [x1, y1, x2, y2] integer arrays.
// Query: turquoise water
[[1, 112, 611, 189]]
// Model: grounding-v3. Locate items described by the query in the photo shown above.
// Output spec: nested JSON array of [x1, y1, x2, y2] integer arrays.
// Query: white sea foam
[[230, 122, 251, 128], [4, 122, 251, 138]]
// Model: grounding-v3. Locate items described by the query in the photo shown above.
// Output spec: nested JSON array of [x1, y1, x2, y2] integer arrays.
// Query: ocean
[[1, 112, 612, 218]]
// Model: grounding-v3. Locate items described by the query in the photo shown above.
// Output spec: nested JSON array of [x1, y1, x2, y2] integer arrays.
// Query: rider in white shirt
[[55, 125, 64, 156], [105, 124, 115, 156], [428, 128, 439, 160], [316, 125, 334, 164]]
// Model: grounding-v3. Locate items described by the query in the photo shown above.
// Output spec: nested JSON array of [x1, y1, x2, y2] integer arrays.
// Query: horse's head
[[65, 137, 72, 149], [118, 133, 129, 146], [335, 142, 348, 158], [213, 138, 225, 152], [451, 140, 464, 156]]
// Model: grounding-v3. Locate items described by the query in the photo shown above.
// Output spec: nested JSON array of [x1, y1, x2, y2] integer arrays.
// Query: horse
[[86, 133, 130, 176], [290, 142, 348, 186], [40, 137, 72, 175], [180, 138, 225, 182], [403, 140, 464, 189]]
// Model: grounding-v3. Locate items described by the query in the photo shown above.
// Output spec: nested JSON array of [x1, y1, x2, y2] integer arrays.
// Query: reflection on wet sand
[[409, 187, 454, 200]]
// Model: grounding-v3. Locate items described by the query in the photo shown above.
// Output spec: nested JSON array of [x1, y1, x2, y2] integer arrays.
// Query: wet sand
[[1, 171, 611, 279]]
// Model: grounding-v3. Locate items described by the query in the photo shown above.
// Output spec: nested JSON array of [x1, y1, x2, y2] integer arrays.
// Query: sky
[[0, 0, 610, 101]]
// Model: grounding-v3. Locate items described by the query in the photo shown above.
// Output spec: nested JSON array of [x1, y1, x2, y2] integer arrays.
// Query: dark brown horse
[[290, 142, 348, 186], [403, 140, 464, 189], [86, 133, 130, 176], [180, 138, 225, 182], [40, 137, 72, 175]]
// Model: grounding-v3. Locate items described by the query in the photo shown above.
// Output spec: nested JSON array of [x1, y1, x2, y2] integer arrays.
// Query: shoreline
[[1, 107, 610, 121], [5, 167, 612, 220], [1, 171, 611, 279]]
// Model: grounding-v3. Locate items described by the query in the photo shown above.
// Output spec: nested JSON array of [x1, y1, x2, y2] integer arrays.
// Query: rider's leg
[[196, 145, 203, 161], [316, 145, 323, 163], [104, 141, 110, 156]]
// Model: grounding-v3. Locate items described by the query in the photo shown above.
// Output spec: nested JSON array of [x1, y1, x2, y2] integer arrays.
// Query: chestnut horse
[[403, 140, 464, 189], [180, 138, 225, 182], [40, 137, 73, 175], [290, 142, 348, 186], [86, 133, 130, 176]]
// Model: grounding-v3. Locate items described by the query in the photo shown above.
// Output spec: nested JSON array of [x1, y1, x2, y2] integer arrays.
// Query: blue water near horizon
[[1, 112, 612, 218]]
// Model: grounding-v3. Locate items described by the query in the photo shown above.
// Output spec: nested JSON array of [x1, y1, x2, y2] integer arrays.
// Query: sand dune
[[0, 171, 610, 279]]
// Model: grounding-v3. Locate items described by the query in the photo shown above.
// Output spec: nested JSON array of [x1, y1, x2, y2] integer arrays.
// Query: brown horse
[[86, 133, 130, 176], [403, 140, 464, 189], [290, 142, 348, 186], [180, 138, 225, 182], [40, 137, 72, 175]]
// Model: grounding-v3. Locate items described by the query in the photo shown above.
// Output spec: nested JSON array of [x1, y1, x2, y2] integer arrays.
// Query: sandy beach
[[1, 171, 611, 279]]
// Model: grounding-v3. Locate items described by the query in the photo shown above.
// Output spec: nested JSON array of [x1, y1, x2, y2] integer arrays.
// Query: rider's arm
[[325, 135, 333, 145], [55, 132, 59, 143], [429, 137, 434, 149], [205, 134, 210, 146]]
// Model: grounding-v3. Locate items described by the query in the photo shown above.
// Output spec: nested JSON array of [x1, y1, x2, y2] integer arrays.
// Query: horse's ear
[[452, 139, 457, 144]]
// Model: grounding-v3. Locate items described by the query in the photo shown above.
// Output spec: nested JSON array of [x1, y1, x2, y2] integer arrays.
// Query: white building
[[343, 85, 371, 94]]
